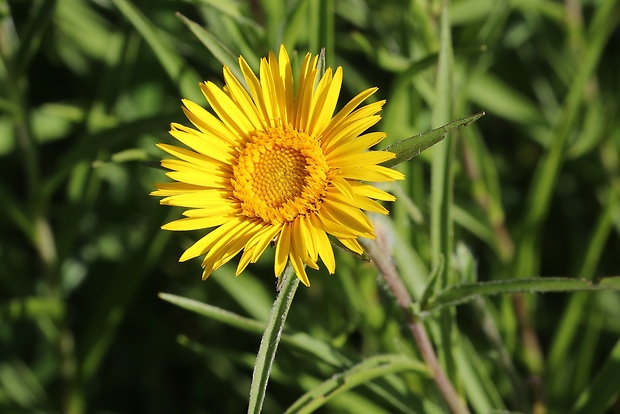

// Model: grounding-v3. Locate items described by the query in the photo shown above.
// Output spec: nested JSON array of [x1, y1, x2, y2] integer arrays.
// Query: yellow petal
[[354, 196, 389, 214], [157, 143, 231, 172], [292, 217, 317, 269], [329, 151, 396, 170], [259, 56, 278, 126], [325, 132, 386, 160], [236, 223, 282, 275], [201, 220, 262, 277], [239, 56, 271, 125], [201, 81, 255, 136], [162, 216, 231, 231], [290, 251, 310, 287], [181, 100, 239, 146], [160, 189, 232, 208], [151, 182, 206, 196], [169, 123, 235, 164], [275, 46, 294, 125], [179, 217, 245, 262], [182, 203, 238, 217], [349, 181, 396, 201], [320, 197, 375, 238], [321, 89, 379, 141], [165, 170, 228, 189], [322, 112, 382, 153], [294, 53, 318, 132], [336, 165, 405, 182], [309, 214, 335, 274], [308, 67, 343, 137], [274, 222, 292, 276], [338, 237, 364, 254], [222, 66, 263, 130]]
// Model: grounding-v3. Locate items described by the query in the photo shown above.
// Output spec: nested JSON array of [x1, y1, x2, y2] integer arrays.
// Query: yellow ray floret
[[152, 44, 404, 286]]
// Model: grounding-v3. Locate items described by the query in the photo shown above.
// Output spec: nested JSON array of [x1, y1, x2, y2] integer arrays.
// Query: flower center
[[231, 127, 329, 224]]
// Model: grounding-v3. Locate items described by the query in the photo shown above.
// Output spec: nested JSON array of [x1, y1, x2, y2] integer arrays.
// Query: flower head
[[152, 45, 403, 286]]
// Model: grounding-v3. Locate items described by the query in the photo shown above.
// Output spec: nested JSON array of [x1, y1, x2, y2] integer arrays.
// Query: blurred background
[[1, 0, 619, 413]]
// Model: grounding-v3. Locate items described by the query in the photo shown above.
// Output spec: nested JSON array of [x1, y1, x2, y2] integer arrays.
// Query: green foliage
[[1, 0, 619, 413]]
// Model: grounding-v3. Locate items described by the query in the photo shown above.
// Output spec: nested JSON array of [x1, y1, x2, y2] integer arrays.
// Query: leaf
[[381, 112, 485, 168], [158, 293, 265, 333], [175, 13, 245, 84], [284, 355, 429, 414], [424, 277, 620, 314], [419, 254, 444, 310], [159, 292, 351, 368], [571, 339, 620, 414], [111, 0, 202, 102]]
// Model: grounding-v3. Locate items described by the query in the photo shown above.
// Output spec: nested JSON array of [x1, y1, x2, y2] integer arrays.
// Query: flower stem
[[247, 264, 299, 414], [360, 238, 469, 414]]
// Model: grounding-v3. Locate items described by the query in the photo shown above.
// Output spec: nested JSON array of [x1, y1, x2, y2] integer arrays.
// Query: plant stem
[[360, 238, 469, 414], [247, 264, 299, 414]]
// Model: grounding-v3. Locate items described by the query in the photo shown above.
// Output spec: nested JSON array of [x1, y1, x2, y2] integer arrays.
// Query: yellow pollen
[[231, 127, 329, 224]]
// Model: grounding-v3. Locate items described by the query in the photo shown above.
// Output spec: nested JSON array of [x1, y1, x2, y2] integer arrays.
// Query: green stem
[[247, 264, 300, 414]]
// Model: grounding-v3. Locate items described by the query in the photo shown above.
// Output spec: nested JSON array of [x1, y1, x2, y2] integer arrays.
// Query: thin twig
[[360, 238, 470, 414]]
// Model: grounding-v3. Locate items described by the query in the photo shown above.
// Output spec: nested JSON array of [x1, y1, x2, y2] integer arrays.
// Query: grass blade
[[176, 13, 244, 83], [512, 0, 620, 279], [111, 0, 202, 102], [571, 339, 620, 414]]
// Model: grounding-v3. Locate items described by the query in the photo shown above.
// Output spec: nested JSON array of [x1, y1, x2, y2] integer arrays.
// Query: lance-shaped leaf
[[423, 277, 620, 314], [176, 13, 245, 86], [112, 0, 202, 102], [382, 112, 485, 168], [284, 354, 430, 414]]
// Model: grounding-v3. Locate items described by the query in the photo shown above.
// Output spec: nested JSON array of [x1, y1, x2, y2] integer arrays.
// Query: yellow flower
[[152, 45, 403, 286]]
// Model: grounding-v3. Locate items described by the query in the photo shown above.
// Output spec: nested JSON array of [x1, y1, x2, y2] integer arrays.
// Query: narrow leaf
[[175, 13, 244, 84], [284, 355, 429, 414], [159, 292, 351, 367], [381, 112, 485, 168], [571, 339, 620, 414], [158, 293, 265, 333], [425, 277, 620, 314], [111, 0, 202, 102]]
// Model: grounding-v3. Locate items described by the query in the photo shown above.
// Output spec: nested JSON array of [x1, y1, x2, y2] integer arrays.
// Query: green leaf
[[512, 0, 620, 279], [547, 186, 620, 374], [284, 355, 429, 414], [381, 112, 485, 168], [16, 0, 57, 72], [571, 339, 620, 414], [432, 2, 459, 388], [159, 293, 427, 410], [424, 277, 620, 314], [159, 293, 265, 333], [159, 292, 349, 368], [111, 0, 202, 102], [175, 13, 245, 84], [419, 254, 444, 310]]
